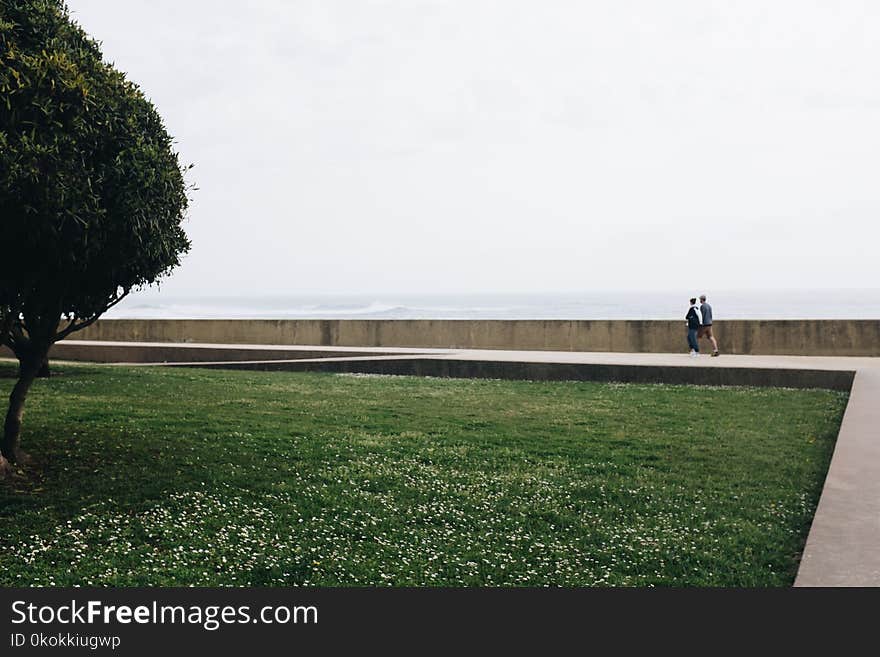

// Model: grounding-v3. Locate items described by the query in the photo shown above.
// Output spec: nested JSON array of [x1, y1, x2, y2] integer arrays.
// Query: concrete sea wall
[[70, 319, 880, 356]]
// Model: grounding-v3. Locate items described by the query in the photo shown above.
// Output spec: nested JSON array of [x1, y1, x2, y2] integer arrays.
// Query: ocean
[[105, 289, 880, 320]]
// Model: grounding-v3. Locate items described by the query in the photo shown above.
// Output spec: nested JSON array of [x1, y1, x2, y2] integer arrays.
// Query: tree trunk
[[37, 356, 50, 378], [1, 355, 42, 466]]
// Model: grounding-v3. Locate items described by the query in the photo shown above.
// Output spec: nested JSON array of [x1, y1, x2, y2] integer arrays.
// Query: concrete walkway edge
[[794, 369, 880, 586]]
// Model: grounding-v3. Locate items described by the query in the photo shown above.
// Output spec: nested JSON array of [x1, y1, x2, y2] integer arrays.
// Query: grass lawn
[[0, 361, 846, 587]]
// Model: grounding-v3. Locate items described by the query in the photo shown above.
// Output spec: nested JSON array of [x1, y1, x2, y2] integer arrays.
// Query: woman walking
[[686, 298, 702, 357]]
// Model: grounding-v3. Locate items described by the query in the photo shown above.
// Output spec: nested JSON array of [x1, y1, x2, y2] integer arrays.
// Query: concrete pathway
[[45, 338, 880, 371], [17, 340, 880, 586], [794, 367, 880, 586]]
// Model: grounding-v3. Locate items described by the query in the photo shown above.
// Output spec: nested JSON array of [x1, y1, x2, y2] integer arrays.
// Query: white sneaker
[[689, 350, 696, 357]]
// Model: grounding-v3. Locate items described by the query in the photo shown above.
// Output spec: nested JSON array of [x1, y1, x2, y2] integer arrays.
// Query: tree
[[0, 0, 191, 474]]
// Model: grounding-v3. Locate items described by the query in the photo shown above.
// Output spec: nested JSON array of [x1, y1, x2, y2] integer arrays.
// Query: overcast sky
[[66, 0, 880, 296]]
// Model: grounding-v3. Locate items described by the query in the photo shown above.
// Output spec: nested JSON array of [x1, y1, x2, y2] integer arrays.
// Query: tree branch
[[53, 291, 129, 342], [0, 300, 23, 349]]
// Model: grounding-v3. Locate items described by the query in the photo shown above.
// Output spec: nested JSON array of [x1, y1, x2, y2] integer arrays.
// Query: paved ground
[[42, 338, 880, 371], [8, 340, 879, 586]]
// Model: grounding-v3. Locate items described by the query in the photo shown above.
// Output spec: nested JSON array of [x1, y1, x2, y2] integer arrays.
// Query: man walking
[[698, 294, 720, 357], [686, 298, 701, 357]]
